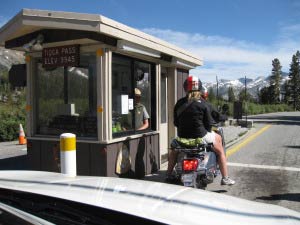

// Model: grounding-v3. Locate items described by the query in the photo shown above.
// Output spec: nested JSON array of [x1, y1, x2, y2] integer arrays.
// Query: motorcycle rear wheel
[[194, 176, 207, 190]]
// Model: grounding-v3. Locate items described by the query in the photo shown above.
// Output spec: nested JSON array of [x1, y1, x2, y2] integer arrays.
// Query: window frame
[[111, 53, 156, 139], [33, 52, 98, 139]]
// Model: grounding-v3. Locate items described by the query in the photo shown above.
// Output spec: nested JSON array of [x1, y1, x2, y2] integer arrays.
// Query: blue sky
[[1, 0, 300, 82]]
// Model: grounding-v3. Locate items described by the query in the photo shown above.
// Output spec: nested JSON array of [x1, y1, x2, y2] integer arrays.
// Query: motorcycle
[[172, 126, 225, 189]]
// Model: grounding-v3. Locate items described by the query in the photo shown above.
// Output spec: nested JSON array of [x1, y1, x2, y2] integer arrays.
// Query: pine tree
[[208, 87, 216, 102], [283, 80, 290, 104], [288, 51, 300, 110], [227, 86, 235, 102], [269, 58, 282, 104], [238, 88, 252, 102], [259, 86, 270, 104]]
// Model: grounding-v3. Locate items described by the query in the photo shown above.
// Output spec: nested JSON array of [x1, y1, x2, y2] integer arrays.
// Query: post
[[244, 76, 247, 125], [216, 75, 219, 110], [60, 133, 77, 177]]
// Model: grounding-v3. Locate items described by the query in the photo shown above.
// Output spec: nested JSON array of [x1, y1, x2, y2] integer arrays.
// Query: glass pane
[[134, 61, 151, 130], [112, 55, 134, 133], [36, 53, 97, 137], [111, 54, 154, 137]]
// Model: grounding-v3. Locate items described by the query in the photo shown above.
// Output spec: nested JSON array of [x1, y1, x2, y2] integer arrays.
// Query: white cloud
[[142, 27, 300, 82]]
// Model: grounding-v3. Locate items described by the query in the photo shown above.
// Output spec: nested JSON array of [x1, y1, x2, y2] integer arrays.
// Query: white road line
[[228, 162, 300, 172]]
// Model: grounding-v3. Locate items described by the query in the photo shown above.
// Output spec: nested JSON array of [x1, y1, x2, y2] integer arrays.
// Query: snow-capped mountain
[[0, 47, 24, 72], [204, 73, 289, 100]]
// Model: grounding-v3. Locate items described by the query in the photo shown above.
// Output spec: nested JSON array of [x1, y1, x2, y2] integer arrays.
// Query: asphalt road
[[146, 112, 300, 212], [215, 112, 300, 212], [0, 141, 27, 170]]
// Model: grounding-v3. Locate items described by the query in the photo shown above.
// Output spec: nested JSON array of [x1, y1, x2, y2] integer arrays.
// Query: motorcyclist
[[201, 86, 226, 153], [166, 76, 235, 185], [201, 86, 227, 124]]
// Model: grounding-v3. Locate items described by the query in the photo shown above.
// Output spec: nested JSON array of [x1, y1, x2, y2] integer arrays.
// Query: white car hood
[[0, 171, 299, 225]]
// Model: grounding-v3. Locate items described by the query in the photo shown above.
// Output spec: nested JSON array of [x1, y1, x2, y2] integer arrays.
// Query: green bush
[[0, 89, 26, 142], [0, 117, 22, 141], [209, 100, 292, 117]]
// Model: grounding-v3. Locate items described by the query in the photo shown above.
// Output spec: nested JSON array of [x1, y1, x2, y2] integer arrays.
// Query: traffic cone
[[19, 124, 27, 145]]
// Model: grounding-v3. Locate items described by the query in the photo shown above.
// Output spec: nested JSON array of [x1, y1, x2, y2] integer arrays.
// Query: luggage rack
[[175, 143, 213, 153]]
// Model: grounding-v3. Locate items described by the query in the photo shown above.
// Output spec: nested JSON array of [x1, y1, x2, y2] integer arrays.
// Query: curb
[[225, 127, 256, 150]]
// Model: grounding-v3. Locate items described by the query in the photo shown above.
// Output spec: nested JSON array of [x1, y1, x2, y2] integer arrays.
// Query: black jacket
[[174, 97, 213, 138], [205, 101, 227, 124]]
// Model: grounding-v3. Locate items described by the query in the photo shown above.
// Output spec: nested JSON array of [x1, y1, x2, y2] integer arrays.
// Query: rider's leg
[[203, 131, 235, 185], [166, 149, 178, 176], [213, 133, 228, 177], [213, 133, 235, 185]]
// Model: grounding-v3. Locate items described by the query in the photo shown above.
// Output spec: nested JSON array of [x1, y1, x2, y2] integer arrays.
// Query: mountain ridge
[[203, 72, 289, 100], [0, 47, 24, 72]]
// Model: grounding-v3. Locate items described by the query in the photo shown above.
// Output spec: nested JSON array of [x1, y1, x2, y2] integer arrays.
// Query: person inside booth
[[134, 88, 150, 130], [118, 88, 150, 132]]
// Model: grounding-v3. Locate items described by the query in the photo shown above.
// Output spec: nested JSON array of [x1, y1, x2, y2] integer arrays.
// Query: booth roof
[[0, 8, 203, 66]]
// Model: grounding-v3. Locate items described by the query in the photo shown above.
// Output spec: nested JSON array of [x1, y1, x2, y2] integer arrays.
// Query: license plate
[[182, 173, 195, 186]]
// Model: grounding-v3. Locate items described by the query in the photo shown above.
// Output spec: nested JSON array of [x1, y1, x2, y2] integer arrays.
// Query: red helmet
[[201, 86, 208, 100], [183, 75, 202, 92]]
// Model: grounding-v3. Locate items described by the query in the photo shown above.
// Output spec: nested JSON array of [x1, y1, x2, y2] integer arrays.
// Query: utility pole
[[244, 76, 247, 125], [216, 75, 219, 110]]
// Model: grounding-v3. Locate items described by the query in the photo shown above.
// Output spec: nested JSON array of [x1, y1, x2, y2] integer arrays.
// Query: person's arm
[[203, 103, 213, 132], [138, 119, 149, 130], [138, 106, 150, 130], [211, 105, 227, 123]]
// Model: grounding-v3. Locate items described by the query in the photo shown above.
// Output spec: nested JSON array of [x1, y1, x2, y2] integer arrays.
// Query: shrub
[[0, 117, 21, 141], [0, 89, 26, 142]]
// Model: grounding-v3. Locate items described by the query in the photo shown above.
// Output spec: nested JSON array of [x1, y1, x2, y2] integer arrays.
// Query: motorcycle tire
[[194, 175, 207, 190]]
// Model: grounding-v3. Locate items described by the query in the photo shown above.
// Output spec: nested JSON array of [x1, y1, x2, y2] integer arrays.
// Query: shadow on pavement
[[0, 155, 28, 170], [248, 115, 300, 121], [256, 193, 300, 202], [212, 190, 228, 193], [144, 170, 166, 183], [284, 145, 300, 149], [247, 115, 300, 125]]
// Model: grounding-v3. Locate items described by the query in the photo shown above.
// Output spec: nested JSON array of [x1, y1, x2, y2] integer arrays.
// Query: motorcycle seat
[[175, 137, 204, 147], [173, 137, 213, 152]]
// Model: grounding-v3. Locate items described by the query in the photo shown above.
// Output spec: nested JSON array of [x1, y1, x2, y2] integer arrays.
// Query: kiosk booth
[[0, 9, 202, 177]]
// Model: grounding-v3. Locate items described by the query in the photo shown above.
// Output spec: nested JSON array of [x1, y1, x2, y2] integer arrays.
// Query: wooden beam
[[5, 29, 117, 49]]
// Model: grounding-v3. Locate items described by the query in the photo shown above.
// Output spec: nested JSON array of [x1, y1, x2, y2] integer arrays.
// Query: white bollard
[[60, 133, 77, 177]]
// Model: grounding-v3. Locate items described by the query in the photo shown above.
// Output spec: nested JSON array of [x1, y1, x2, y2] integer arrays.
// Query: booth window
[[112, 53, 155, 137], [35, 53, 97, 137]]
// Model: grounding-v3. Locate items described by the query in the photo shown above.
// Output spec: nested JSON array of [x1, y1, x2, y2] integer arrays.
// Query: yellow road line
[[227, 124, 272, 157]]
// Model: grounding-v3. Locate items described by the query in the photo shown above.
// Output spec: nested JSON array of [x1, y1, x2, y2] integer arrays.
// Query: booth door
[[160, 72, 168, 163]]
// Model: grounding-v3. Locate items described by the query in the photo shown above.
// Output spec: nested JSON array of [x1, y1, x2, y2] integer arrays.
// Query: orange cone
[[19, 124, 27, 145]]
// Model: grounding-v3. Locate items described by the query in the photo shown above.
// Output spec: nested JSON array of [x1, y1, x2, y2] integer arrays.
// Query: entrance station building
[[0, 9, 202, 177]]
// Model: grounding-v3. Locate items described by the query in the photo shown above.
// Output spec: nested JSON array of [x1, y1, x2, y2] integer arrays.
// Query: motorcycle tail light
[[182, 159, 198, 171]]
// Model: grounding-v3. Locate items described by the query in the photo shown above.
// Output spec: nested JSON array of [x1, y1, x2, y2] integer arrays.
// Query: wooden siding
[[27, 133, 159, 178], [177, 69, 189, 99]]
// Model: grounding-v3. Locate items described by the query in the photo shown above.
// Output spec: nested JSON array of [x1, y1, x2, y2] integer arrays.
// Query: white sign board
[[128, 99, 134, 110], [121, 95, 129, 114]]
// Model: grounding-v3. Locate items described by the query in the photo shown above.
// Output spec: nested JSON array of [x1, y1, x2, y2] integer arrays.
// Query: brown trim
[[5, 29, 118, 49], [177, 69, 189, 99], [160, 53, 172, 62]]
